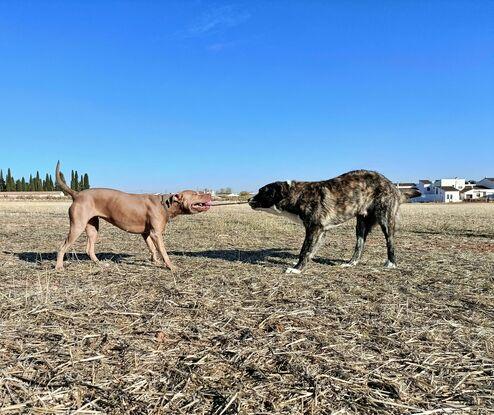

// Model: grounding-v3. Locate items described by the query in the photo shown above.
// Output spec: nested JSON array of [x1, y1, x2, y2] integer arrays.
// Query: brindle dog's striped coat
[[249, 170, 420, 273]]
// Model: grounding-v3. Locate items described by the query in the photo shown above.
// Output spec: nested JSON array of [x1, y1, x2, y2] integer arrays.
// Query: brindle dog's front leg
[[286, 225, 325, 274]]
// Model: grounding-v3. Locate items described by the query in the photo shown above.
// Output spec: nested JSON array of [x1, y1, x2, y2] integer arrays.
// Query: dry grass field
[[0, 201, 493, 414]]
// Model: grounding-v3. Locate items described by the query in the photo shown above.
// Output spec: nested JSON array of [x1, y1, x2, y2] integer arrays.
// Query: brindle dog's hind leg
[[379, 213, 397, 268], [342, 214, 376, 267], [286, 225, 325, 274]]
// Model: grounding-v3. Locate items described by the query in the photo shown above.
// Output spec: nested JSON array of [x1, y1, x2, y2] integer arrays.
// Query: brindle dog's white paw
[[341, 261, 357, 268], [384, 260, 396, 269], [285, 267, 302, 274]]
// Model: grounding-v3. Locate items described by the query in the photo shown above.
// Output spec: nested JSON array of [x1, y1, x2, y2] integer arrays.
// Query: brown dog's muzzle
[[191, 195, 212, 212], [179, 191, 212, 213]]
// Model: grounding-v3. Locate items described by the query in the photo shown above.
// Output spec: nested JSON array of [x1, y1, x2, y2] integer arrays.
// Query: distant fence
[[463, 197, 492, 203], [0, 191, 67, 199]]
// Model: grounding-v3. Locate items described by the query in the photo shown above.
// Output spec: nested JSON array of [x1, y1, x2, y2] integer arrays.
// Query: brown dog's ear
[[172, 193, 183, 203]]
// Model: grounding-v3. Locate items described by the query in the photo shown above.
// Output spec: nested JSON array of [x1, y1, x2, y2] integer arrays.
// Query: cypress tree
[[29, 174, 34, 191], [6, 168, 14, 191], [44, 173, 50, 191], [71, 170, 75, 190], [74, 171, 79, 191], [0, 170, 5, 191], [49, 174, 54, 191], [83, 173, 90, 190], [35, 171, 41, 191], [21, 177, 26, 191], [15, 179, 22, 191]]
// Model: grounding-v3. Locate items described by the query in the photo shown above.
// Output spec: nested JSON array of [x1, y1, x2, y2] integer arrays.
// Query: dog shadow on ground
[[169, 248, 345, 266], [406, 229, 493, 239], [6, 250, 345, 267], [6, 251, 133, 264]]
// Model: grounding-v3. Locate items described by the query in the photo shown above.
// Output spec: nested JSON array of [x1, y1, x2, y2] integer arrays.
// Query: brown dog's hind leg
[[56, 221, 86, 270], [142, 232, 159, 264], [149, 230, 176, 271], [85, 217, 99, 263]]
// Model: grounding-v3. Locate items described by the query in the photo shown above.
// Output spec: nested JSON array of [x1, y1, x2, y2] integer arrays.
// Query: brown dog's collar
[[160, 194, 174, 209]]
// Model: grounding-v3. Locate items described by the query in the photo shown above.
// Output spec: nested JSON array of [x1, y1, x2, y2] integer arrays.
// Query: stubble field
[[0, 201, 493, 414]]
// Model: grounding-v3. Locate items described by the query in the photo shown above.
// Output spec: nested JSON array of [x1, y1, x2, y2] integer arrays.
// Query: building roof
[[395, 182, 416, 187], [419, 179, 431, 184], [440, 186, 459, 192], [460, 185, 490, 193], [484, 178, 494, 181]]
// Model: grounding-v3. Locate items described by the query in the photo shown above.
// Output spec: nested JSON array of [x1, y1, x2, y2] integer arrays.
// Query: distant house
[[417, 180, 434, 200], [418, 179, 432, 190], [437, 186, 461, 203], [433, 178, 466, 190], [460, 185, 494, 201], [478, 177, 494, 189], [414, 178, 463, 203]]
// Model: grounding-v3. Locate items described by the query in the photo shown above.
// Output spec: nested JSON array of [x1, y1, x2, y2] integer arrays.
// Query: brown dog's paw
[[166, 263, 179, 272]]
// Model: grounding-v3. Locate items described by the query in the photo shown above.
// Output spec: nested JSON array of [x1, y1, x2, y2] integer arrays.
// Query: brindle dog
[[249, 170, 420, 273]]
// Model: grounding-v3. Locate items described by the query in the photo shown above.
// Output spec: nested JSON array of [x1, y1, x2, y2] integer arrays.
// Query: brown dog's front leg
[[286, 225, 325, 274], [149, 230, 176, 271], [142, 233, 159, 264]]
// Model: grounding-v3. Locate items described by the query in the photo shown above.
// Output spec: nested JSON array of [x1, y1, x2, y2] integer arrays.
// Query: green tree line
[[0, 168, 90, 192]]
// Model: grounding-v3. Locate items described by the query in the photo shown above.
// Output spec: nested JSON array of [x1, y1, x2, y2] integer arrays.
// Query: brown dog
[[55, 162, 211, 270]]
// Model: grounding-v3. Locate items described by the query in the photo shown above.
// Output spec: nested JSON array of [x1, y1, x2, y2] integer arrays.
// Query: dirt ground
[[0, 201, 493, 414]]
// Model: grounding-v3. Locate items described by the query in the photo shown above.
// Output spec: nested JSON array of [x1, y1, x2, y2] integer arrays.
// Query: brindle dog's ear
[[277, 181, 292, 197]]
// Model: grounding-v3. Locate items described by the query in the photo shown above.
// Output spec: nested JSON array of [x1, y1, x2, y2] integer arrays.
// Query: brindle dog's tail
[[55, 161, 78, 199], [399, 188, 421, 203]]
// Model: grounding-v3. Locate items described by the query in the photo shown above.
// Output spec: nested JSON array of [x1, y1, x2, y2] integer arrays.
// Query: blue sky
[[0, 1, 493, 192]]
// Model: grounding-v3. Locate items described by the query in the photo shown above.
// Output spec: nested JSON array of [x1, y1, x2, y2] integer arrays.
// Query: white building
[[436, 186, 461, 203], [413, 176, 494, 203], [417, 180, 434, 200], [460, 185, 494, 201], [433, 178, 466, 190], [414, 178, 463, 203]]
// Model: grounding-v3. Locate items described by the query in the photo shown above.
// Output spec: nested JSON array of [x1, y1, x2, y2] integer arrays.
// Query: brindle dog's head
[[173, 191, 212, 214], [248, 181, 291, 210]]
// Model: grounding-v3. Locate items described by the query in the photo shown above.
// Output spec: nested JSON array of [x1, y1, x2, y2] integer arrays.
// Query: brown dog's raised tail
[[56, 161, 78, 199]]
